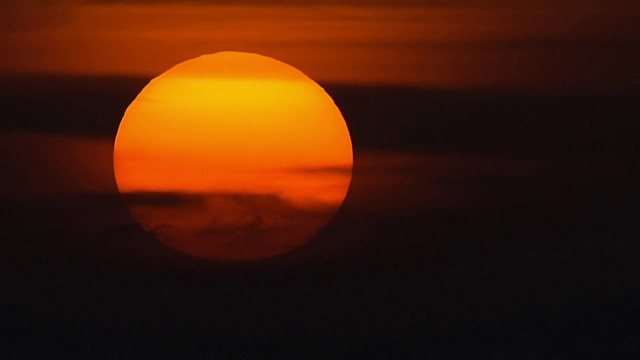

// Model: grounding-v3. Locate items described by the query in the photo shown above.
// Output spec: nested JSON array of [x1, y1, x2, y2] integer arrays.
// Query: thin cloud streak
[[1, 2, 637, 89]]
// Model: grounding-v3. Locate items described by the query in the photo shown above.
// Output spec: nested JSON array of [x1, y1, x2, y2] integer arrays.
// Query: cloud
[[122, 191, 207, 207], [0, 132, 116, 197], [0, 1, 75, 32], [345, 151, 630, 213], [121, 190, 335, 260], [287, 165, 352, 176], [1, 0, 637, 89], [2, 133, 630, 262], [83, 0, 640, 7], [81, 0, 477, 6], [1, 132, 629, 215]]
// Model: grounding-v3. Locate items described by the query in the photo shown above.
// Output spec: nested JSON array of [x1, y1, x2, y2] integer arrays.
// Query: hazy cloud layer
[[348, 151, 630, 213], [1, 133, 629, 213], [121, 190, 335, 260], [1, 1, 637, 89], [0, 132, 117, 197], [3, 132, 631, 262]]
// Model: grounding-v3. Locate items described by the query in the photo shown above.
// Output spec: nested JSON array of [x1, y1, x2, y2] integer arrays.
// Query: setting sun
[[113, 52, 353, 261]]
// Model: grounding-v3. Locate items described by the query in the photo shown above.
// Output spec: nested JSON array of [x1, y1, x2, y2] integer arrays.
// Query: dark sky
[[2, 78, 639, 358]]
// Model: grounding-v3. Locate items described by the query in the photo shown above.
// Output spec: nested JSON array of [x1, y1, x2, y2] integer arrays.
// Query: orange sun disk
[[113, 52, 353, 261]]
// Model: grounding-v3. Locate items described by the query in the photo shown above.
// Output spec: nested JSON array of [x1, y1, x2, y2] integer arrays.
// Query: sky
[[2, 1, 639, 357], [2, 0, 638, 90]]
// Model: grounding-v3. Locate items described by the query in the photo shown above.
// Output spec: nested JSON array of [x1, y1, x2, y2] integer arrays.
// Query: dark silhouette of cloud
[[287, 165, 352, 176], [121, 191, 336, 260], [122, 191, 207, 208]]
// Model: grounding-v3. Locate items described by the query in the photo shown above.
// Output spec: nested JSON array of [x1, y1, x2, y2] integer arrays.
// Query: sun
[[113, 52, 353, 261]]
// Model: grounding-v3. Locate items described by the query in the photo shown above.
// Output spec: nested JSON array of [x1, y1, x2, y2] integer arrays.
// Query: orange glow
[[3, 2, 637, 89], [113, 52, 352, 261]]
